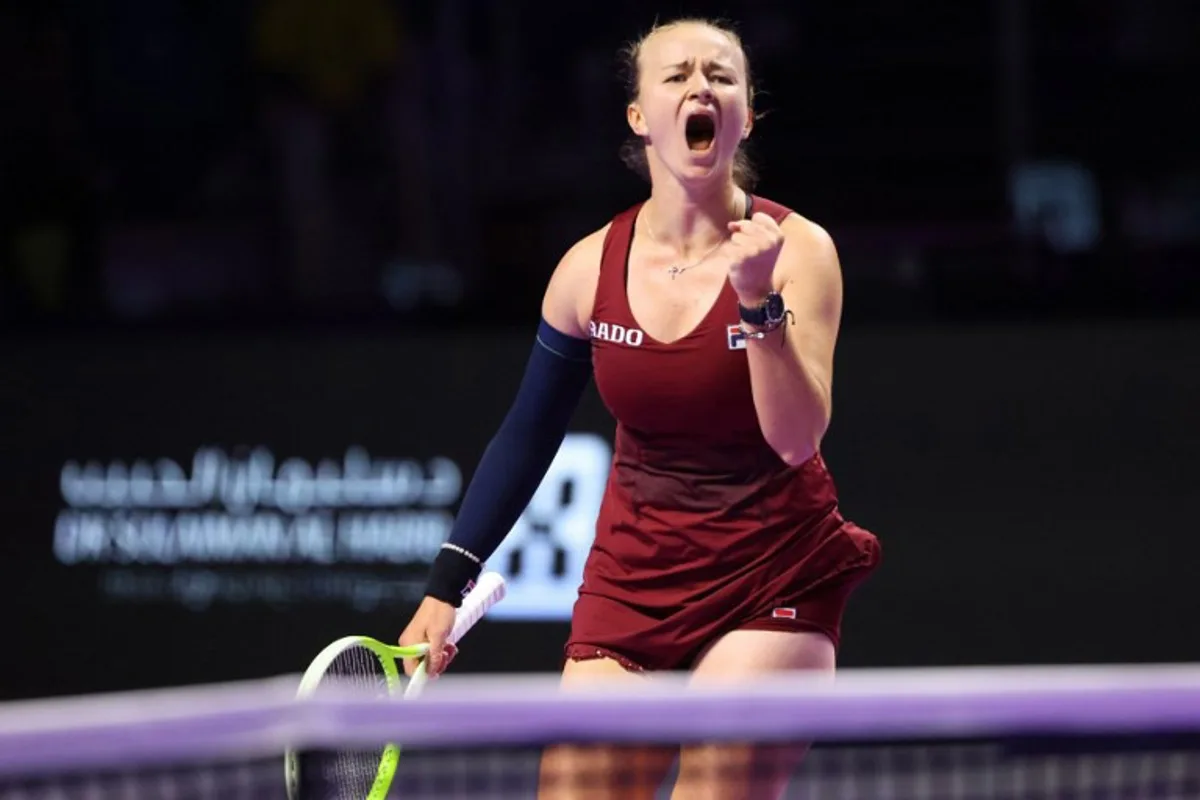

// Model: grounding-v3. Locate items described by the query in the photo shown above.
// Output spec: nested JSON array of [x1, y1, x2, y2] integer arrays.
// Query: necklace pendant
[[668, 265, 680, 279]]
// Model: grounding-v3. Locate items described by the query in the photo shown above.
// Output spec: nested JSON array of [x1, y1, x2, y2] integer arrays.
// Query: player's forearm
[[744, 333, 831, 466], [423, 319, 592, 605]]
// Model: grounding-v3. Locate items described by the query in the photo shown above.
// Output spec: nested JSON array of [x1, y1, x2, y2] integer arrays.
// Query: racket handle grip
[[448, 571, 506, 645]]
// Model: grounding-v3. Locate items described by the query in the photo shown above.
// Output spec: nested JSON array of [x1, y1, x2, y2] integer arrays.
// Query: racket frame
[[285, 571, 507, 799]]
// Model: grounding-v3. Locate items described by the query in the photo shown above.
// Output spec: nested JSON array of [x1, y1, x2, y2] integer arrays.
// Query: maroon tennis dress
[[564, 195, 882, 672]]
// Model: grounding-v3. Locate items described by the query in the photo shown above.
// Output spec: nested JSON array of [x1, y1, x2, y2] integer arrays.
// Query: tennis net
[[1, 664, 1199, 798]]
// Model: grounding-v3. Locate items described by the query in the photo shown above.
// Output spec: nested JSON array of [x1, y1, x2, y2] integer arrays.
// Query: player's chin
[[672, 147, 731, 184]]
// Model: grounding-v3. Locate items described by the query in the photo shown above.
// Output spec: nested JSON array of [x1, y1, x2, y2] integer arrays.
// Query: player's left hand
[[724, 212, 784, 304]]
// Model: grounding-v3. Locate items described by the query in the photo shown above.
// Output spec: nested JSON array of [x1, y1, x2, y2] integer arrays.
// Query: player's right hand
[[398, 596, 459, 677]]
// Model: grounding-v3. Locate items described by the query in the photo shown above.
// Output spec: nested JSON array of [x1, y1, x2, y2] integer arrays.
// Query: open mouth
[[685, 113, 716, 152]]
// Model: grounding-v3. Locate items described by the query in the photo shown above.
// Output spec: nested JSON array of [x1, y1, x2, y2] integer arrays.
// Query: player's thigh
[[537, 656, 677, 800], [558, 653, 649, 688], [671, 629, 836, 800], [691, 628, 836, 677]]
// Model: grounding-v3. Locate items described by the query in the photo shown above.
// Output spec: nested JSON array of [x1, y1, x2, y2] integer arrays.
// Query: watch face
[[766, 293, 785, 322]]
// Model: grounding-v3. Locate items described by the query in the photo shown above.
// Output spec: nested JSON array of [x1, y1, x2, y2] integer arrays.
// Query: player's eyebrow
[[661, 58, 735, 72]]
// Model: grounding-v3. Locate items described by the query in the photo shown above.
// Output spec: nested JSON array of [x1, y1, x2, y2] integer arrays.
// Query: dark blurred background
[[1, 0, 1197, 701]]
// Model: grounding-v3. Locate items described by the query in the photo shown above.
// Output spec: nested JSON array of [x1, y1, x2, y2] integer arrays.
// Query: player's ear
[[627, 102, 649, 137]]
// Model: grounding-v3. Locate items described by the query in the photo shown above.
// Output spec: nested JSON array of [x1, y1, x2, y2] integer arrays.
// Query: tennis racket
[[285, 571, 507, 800]]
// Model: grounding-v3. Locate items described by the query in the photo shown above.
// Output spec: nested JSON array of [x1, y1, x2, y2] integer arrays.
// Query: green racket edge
[[286, 636, 431, 800]]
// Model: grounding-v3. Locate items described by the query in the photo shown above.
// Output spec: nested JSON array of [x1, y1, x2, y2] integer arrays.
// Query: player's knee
[[673, 742, 805, 800], [539, 743, 672, 800]]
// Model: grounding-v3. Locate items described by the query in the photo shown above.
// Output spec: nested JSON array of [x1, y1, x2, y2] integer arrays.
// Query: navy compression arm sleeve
[[424, 318, 593, 605]]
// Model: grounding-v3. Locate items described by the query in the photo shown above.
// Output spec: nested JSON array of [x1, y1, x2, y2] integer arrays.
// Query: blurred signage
[[486, 433, 612, 621], [51, 435, 611, 620]]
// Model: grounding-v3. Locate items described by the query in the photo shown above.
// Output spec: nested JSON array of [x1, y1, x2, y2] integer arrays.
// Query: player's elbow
[[771, 438, 820, 467], [767, 427, 824, 467], [767, 408, 830, 467]]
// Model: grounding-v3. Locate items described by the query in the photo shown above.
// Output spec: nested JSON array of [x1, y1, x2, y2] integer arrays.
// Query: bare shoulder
[[776, 212, 842, 289], [541, 223, 610, 339], [780, 213, 839, 263]]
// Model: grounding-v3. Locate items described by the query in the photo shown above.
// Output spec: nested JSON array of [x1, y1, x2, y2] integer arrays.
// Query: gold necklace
[[652, 234, 725, 279], [643, 196, 741, 279]]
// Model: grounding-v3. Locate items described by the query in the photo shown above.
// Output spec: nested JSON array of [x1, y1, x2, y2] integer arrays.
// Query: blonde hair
[[617, 17, 759, 190]]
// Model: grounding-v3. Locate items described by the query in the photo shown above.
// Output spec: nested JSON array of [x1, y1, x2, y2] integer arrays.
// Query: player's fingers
[[401, 649, 425, 677], [751, 211, 781, 233], [397, 628, 423, 677], [729, 215, 782, 241], [729, 231, 755, 251], [425, 643, 459, 683], [425, 629, 449, 675]]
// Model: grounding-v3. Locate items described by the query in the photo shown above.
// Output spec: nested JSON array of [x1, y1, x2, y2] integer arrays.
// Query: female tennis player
[[398, 17, 881, 799]]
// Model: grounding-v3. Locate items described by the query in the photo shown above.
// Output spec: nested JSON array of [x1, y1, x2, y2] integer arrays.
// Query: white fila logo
[[589, 320, 644, 347]]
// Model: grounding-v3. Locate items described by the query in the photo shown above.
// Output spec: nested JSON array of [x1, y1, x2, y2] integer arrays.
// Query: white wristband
[[440, 542, 482, 565]]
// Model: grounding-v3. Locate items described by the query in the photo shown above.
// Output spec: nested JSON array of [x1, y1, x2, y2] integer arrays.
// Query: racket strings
[[291, 574, 505, 799], [319, 645, 394, 799]]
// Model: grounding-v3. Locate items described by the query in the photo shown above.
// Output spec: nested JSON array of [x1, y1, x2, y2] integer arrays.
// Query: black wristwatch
[[738, 292, 786, 329]]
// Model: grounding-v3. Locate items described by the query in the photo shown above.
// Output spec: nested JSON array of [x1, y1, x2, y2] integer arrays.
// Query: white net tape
[[1, 664, 1199, 799]]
